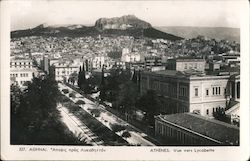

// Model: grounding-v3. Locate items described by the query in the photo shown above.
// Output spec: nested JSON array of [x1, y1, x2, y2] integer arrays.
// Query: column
[[234, 82, 237, 100]]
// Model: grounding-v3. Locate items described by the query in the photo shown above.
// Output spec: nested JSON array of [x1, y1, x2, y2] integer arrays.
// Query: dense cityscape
[[10, 15, 240, 146]]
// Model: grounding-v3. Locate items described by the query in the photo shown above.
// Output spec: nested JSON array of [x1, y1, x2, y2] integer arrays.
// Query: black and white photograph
[[1, 0, 249, 160]]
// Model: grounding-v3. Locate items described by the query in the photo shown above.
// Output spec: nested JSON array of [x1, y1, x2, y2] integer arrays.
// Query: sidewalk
[[58, 104, 104, 146]]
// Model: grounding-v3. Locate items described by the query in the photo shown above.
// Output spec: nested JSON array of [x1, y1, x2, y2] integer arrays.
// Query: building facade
[[168, 58, 206, 72], [51, 62, 79, 82], [121, 52, 141, 63], [92, 56, 105, 69], [144, 56, 162, 70], [10, 58, 34, 87], [140, 70, 240, 117]]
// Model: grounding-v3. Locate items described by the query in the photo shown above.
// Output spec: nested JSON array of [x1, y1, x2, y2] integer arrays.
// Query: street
[[58, 83, 155, 146]]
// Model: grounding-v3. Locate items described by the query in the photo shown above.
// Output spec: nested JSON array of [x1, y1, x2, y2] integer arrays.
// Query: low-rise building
[[51, 62, 79, 82], [10, 58, 34, 87], [145, 56, 162, 70], [121, 52, 142, 63], [92, 56, 105, 69], [155, 113, 239, 145], [209, 61, 221, 71], [168, 58, 206, 72]]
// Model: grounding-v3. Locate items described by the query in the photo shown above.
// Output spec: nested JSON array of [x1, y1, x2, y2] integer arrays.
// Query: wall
[[176, 61, 205, 72], [189, 76, 229, 116]]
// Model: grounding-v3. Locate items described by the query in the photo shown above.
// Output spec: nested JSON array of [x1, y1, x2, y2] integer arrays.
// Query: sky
[[10, 0, 243, 31]]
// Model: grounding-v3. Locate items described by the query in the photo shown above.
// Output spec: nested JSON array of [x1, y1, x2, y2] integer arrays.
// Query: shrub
[[89, 108, 101, 117], [59, 95, 70, 102], [121, 131, 131, 138], [110, 123, 126, 132], [75, 100, 85, 105], [62, 89, 69, 94], [68, 104, 80, 114], [69, 93, 75, 98]]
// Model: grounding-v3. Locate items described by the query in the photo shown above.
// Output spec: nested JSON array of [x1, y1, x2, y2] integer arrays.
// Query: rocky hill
[[11, 15, 183, 41], [95, 15, 152, 30]]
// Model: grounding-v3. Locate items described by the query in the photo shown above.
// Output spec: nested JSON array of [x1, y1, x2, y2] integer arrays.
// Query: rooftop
[[11, 57, 33, 62], [156, 113, 239, 145], [143, 70, 231, 80], [169, 57, 205, 62]]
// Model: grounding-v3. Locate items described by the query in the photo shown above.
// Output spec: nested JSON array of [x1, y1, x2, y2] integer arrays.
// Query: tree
[[77, 63, 87, 90], [131, 68, 137, 84], [78, 62, 87, 90], [11, 76, 88, 145], [213, 107, 231, 123], [99, 66, 107, 101], [107, 50, 122, 59], [69, 72, 78, 85], [136, 90, 160, 126], [77, 66, 82, 88], [81, 62, 86, 84], [117, 81, 139, 113]]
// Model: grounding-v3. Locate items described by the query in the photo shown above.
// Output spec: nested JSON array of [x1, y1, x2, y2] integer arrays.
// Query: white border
[[1, 0, 250, 160]]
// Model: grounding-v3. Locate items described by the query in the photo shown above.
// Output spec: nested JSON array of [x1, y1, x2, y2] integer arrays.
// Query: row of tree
[[99, 66, 160, 126], [11, 75, 87, 145], [74, 63, 160, 126]]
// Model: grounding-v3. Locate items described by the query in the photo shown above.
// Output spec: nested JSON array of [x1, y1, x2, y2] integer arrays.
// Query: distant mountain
[[11, 15, 183, 41], [95, 15, 152, 30], [155, 26, 240, 42]]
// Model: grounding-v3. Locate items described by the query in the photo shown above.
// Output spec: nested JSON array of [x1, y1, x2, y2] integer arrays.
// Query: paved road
[[58, 103, 104, 146], [58, 83, 155, 146]]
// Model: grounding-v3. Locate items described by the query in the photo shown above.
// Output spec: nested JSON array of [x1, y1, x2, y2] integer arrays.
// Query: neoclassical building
[[140, 70, 240, 117]]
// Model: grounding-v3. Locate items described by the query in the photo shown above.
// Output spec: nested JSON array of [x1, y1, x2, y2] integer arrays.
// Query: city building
[[209, 60, 221, 71], [221, 51, 240, 64], [144, 56, 162, 70], [140, 70, 240, 117], [121, 52, 142, 63], [155, 113, 239, 145], [167, 58, 206, 72], [51, 61, 79, 82], [10, 58, 34, 87], [92, 56, 105, 69]]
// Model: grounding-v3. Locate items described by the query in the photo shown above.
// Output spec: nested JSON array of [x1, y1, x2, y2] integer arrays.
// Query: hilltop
[[11, 15, 183, 41]]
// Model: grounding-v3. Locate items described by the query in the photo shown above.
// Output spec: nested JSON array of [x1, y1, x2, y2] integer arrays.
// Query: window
[[206, 89, 209, 96], [213, 86, 221, 96], [206, 109, 209, 115], [194, 63, 197, 69], [179, 86, 187, 97], [195, 88, 198, 97], [184, 63, 187, 69]]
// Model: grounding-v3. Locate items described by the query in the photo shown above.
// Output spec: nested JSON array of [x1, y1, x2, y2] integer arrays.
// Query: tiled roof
[[158, 113, 239, 145]]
